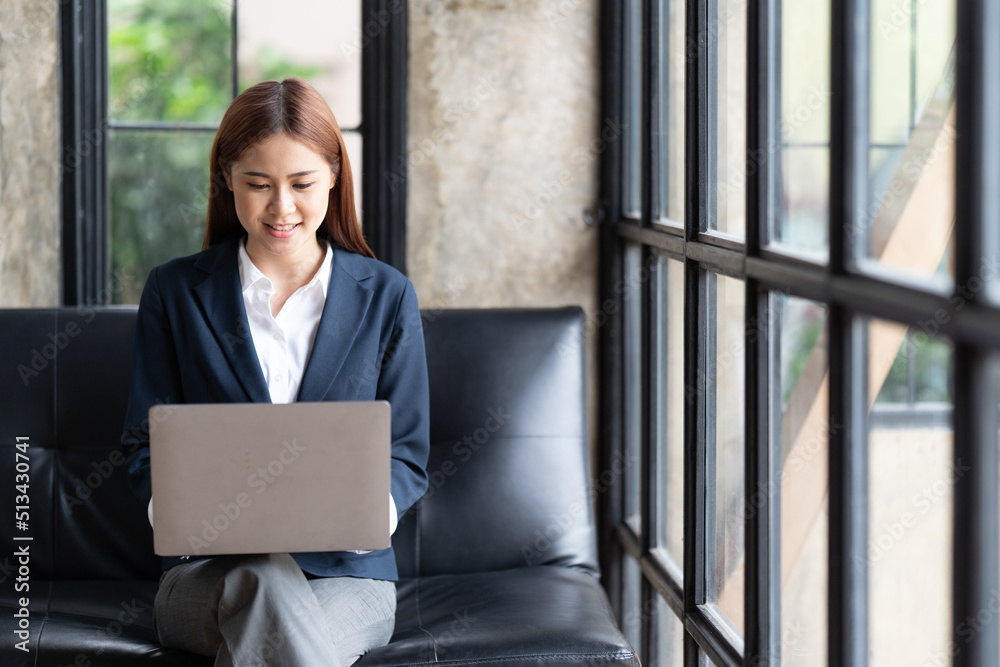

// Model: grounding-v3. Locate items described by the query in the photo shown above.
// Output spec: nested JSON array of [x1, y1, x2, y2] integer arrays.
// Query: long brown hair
[[201, 78, 374, 258]]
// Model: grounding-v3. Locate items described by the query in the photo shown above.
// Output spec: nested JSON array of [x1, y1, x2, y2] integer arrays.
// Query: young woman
[[121, 78, 430, 666]]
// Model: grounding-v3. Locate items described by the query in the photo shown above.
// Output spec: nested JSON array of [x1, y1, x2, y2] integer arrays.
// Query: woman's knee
[[221, 553, 307, 602]]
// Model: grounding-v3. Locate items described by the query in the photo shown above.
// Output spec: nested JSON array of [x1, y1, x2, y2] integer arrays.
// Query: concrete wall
[[0, 0, 61, 307], [405, 0, 601, 459], [405, 0, 600, 314]]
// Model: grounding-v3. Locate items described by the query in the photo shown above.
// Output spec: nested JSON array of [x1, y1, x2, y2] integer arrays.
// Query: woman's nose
[[269, 188, 296, 215]]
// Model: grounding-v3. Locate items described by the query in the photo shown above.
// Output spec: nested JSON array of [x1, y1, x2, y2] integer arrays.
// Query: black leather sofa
[[0, 306, 636, 666]]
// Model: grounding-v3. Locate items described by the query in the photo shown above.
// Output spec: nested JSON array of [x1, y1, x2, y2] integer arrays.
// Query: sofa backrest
[[0, 308, 158, 580], [395, 307, 597, 577], [0, 307, 597, 581]]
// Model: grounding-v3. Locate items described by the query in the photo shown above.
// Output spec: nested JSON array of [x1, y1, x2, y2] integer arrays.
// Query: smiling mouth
[[265, 222, 300, 232]]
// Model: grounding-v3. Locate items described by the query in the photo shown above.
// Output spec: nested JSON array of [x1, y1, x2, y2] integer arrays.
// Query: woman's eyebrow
[[240, 170, 319, 178]]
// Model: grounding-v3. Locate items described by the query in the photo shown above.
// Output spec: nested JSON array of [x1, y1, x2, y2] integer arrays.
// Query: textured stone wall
[[0, 0, 61, 307], [406, 0, 600, 315], [406, 0, 601, 456]]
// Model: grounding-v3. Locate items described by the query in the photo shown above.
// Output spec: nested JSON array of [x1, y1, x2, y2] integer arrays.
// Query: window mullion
[[744, 282, 777, 666], [744, 0, 779, 657], [683, 0, 711, 664], [59, 0, 108, 306], [951, 0, 1000, 664], [828, 0, 870, 661], [745, 0, 776, 258], [361, 0, 408, 272]]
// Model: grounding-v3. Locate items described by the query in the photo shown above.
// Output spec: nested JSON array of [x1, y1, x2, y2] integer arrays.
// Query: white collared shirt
[[238, 239, 333, 405]]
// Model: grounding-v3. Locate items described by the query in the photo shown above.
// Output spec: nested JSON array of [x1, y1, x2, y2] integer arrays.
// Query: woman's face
[[224, 132, 334, 264]]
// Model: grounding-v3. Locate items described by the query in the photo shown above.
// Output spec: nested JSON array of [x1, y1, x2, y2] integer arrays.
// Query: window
[[60, 0, 408, 305], [598, 0, 1000, 664]]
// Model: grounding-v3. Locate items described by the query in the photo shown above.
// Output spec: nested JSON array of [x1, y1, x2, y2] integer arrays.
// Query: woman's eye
[[248, 183, 268, 191], [293, 183, 314, 190]]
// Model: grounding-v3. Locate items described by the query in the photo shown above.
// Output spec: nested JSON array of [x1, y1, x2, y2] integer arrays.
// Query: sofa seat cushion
[[1, 567, 633, 666], [359, 566, 637, 667], [0, 580, 212, 666]]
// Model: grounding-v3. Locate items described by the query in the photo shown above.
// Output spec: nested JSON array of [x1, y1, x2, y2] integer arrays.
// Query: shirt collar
[[237, 237, 334, 298]]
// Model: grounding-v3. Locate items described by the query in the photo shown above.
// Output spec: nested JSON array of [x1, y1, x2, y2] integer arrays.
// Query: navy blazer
[[121, 232, 430, 580]]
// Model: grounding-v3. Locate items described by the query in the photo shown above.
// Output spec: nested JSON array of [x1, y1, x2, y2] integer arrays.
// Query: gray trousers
[[153, 553, 396, 667]]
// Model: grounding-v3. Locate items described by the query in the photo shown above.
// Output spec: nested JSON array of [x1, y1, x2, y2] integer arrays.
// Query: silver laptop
[[149, 401, 391, 557]]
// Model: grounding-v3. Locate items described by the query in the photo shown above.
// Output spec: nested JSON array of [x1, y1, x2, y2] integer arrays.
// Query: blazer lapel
[[297, 248, 375, 402], [192, 235, 272, 403]]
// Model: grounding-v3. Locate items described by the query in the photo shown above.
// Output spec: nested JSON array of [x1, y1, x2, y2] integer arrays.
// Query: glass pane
[[656, 597, 684, 667], [623, 557, 643, 661], [624, 244, 644, 531], [713, 0, 746, 237], [775, 1, 830, 256], [867, 319, 953, 664], [866, 0, 955, 283], [109, 130, 214, 304], [656, 257, 685, 566], [237, 0, 362, 129], [777, 148, 829, 256], [108, 0, 232, 123], [623, 0, 642, 219], [707, 273, 745, 635], [658, 0, 685, 224], [775, 295, 828, 666]]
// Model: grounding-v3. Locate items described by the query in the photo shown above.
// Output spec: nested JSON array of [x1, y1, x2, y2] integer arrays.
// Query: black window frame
[[59, 0, 408, 306], [597, 0, 1000, 665]]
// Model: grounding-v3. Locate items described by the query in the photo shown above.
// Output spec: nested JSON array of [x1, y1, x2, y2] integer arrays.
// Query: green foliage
[[109, 131, 214, 304], [240, 46, 323, 91], [874, 331, 953, 404], [108, 0, 232, 123]]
